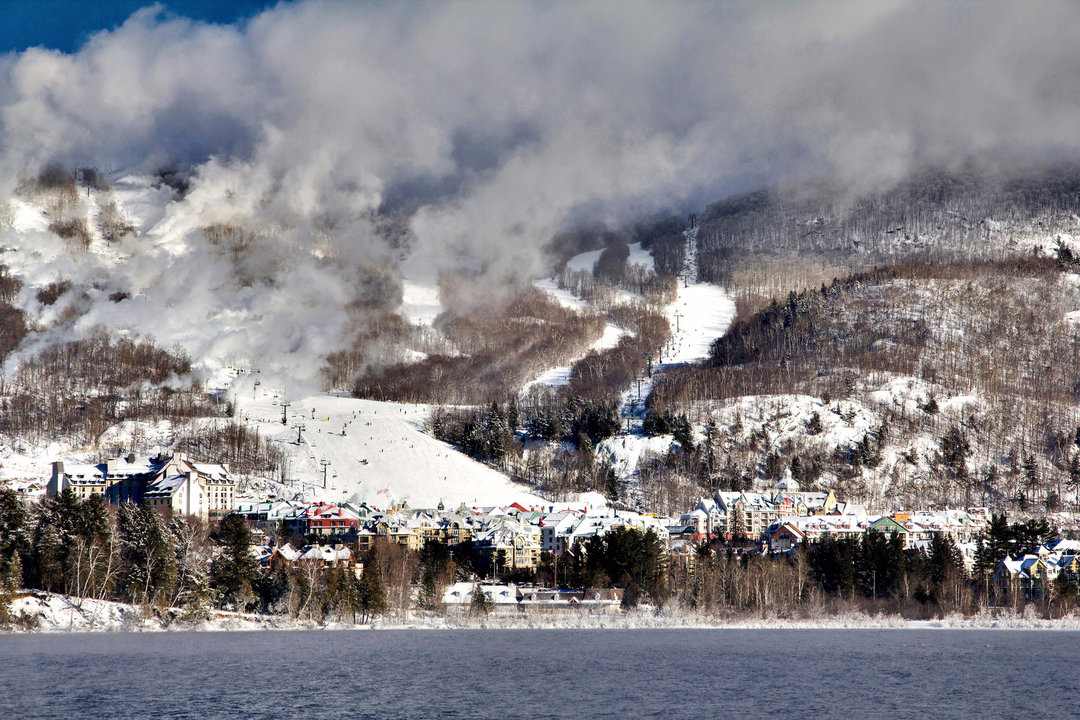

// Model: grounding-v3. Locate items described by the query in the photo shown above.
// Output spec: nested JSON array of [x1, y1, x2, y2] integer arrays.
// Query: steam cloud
[[1, 0, 1079, 390]]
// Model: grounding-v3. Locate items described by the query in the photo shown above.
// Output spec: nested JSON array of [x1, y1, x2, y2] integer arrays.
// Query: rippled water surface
[[3, 629, 1078, 719]]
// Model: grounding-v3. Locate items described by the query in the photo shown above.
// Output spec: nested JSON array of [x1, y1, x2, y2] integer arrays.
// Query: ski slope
[[228, 373, 542, 508], [663, 282, 736, 364], [626, 242, 655, 272], [566, 247, 604, 274], [564, 241, 654, 275], [533, 277, 587, 311], [521, 322, 627, 392]]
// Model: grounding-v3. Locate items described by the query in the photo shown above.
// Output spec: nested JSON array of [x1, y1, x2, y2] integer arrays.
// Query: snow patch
[[565, 247, 604, 274], [626, 242, 655, 273], [226, 374, 542, 508], [663, 282, 736, 364]]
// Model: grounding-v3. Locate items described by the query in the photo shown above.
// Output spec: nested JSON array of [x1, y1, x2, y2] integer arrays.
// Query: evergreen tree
[[339, 569, 365, 624], [577, 433, 595, 473], [70, 495, 114, 599], [601, 461, 619, 502], [117, 504, 176, 607], [1022, 454, 1040, 504], [0, 553, 19, 628], [254, 559, 292, 614], [672, 415, 694, 452], [1068, 452, 1080, 510], [30, 491, 81, 592], [729, 506, 746, 541], [858, 530, 904, 599], [789, 456, 803, 486], [809, 535, 859, 598], [209, 514, 259, 610], [700, 417, 719, 486], [981, 465, 999, 505], [1011, 517, 1054, 552], [972, 534, 999, 602], [940, 427, 971, 475], [986, 513, 1014, 561], [417, 540, 451, 610], [928, 533, 965, 588], [33, 523, 66, 593], [358, 546, 387, 622], [0, 488, 30, 580], [170, 517, 210, 613], [507, 399, 520, 434]]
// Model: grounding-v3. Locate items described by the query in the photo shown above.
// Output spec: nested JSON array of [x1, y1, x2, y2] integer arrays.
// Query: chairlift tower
[[681, 214, 699, 286]]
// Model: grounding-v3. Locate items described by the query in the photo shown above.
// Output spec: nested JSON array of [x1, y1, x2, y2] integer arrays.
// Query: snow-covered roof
[[276, 543, 301, 562], [441, 582, 519, 605], [144, 474, 188, 497], [191, 462, 230, 480], [299, 545, 351, 562], [1044, 538, 1080, 555]]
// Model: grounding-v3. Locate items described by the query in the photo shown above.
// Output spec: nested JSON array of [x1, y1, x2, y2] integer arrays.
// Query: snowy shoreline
[[7, 592, 1080, 634]]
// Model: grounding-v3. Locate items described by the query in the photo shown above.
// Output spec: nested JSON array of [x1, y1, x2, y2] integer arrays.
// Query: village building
[[475, 518, 542, 571], [47, 455, 154, 501], [48, 452, 236, 521]]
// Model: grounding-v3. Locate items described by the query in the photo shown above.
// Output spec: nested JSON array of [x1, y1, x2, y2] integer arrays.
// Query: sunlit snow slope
[[228, 373, 543, 508]]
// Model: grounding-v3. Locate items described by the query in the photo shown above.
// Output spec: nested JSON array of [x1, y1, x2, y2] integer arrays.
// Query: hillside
[[5, 162, 1080, 519], [644, 255, 1080, 515], [226, 372, 543, 508], [0, 171, 546, 506]]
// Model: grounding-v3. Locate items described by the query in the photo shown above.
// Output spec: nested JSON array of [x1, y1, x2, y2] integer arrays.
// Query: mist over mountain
[[1, 0, 1079, 387]]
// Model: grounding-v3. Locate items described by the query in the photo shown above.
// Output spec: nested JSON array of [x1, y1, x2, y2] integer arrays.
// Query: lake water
[[2, 629, 1077, 719]]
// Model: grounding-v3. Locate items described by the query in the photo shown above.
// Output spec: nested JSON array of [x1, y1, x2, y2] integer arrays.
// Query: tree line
[[0, 489, 389, 628], [645, 254, 1080, 511], [0, 331, 228, 447], [676, 514, 1074, 620]]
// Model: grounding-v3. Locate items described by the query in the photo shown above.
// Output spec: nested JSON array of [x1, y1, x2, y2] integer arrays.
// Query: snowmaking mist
[[2, 0, 1080, 390]]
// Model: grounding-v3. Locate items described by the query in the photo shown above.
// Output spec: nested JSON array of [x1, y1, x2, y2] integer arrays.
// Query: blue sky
[[0, 0, 279, 53]]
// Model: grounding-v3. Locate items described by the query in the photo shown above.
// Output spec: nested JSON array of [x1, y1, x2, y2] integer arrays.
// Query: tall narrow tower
[[681, 213, 699, 286]]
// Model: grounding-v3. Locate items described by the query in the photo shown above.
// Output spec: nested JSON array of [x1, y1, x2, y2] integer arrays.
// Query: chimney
[[186, 470, 197, 517]]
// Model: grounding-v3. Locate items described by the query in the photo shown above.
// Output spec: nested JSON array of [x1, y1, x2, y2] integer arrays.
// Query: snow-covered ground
[[710, 394, 879, 454], [6, 591, 359, 633], [565, 247, 604, 274], [532, 277, 587, 311], [0, 438, 76, 495], [626, 242, 655, 273], [226, 373, 542, 508], [520, 322, 627, 392], [564, 242, 654, 275], [530, 240, 737, 499], [0, 369, 545, 509], [662, 282, 736, 364], [604, 278, 735, 492], [0, 184, 732, 511], [8, 590, 1080, 633]]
